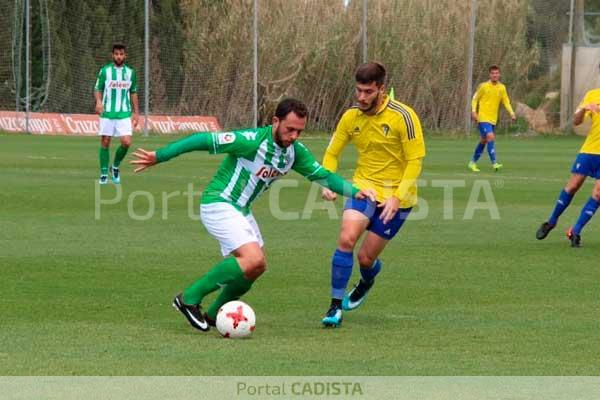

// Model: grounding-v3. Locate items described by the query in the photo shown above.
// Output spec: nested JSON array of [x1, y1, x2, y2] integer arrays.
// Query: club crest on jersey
[[107, 81, 132, 89], [256, 166, 282, 180], [217, 132, 236, 145], [382, 124, 390, 136], [352, 126, 361, 135]]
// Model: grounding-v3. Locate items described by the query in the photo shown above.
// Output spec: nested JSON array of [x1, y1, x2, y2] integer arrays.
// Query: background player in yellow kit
[[469, 65, 516, 172], [536, 88, 600, 247], [320, 62, 426, 327]]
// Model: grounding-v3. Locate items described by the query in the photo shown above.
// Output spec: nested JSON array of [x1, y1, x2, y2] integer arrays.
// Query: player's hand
[[95, 102, 103, 115], [130, 148, 157, 172], [132, 113, 140, 128], [355, 189, 377, 202], [511, 114, 517, 122], [377, 196, 401, 224], [471, 111, 478, 122], [584, 103, 600, 114], [322, 188, 337, 201]]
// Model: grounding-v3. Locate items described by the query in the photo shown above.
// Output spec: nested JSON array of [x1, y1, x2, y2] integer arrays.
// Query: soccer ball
[[216, 301, 256, 338]]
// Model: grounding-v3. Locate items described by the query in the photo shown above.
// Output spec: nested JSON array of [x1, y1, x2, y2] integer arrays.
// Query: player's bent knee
[[566, 178, 585, 194], [242, 259, 266, 280], [338, 233, 359, 251], [255, 261, 267, 276], [251, 255, 267, 271], [565, 184, 576, 194], [357, 252, 375, 269], [236, 248, 267, 279]]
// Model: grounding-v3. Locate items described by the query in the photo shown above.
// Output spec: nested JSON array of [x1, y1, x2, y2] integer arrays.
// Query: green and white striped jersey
[[155, 126, 358, 215], [202, 126, 329, 214], [94, 63, 138, 120]]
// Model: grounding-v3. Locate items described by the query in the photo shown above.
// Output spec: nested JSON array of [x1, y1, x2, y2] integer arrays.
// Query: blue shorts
[[478, 122, 495, 137], [571, 153, 600, 179], [344, 198, 412, 240]]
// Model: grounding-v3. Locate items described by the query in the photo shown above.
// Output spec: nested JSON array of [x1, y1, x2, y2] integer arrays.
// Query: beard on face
[[357, 87, 382, 114], [359, 97, 378, 113], [360, 100, 377, 113], [113, 56, 125, 67], [274, 126, 286, 147]]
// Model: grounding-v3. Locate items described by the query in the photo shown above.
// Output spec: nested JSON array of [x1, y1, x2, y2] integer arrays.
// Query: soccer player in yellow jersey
[[536, 88, 600, 247], [468, 65, 516, 172], [320, 62, 426, 327]]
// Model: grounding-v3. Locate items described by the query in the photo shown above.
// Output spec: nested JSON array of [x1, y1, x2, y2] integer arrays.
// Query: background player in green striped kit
[[94, 43, 139, 184], [131, 98, 375, 332]]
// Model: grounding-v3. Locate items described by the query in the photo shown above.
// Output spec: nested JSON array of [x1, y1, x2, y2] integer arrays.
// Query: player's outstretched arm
[[316, 171, 375, 201], [291, 141, 375, 201], [354, 188, 377, 201], [129, 132, 213, 172], [130, 149, 157, 172]]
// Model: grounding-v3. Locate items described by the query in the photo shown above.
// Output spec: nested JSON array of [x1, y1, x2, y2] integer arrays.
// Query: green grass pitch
[[1, 132, 599, 375]]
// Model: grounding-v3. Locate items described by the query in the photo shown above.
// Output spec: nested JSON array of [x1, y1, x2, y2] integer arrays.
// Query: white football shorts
[[200, 202, 264, 256], [98, 117, 132, 137]]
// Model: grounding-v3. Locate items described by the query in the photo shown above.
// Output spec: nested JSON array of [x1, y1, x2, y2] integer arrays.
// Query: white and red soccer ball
[[216, 301, 256, 338]]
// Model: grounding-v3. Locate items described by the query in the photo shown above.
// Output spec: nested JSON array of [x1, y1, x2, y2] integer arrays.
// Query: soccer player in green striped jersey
[[94, 43, 139, 185], [131, 98, 375, 332]]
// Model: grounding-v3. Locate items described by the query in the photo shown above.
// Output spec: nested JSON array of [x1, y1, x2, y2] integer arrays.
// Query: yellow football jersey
[[471, 81, 515, 125], [578, 89, 600, 155], [323, 95, 426, 207]]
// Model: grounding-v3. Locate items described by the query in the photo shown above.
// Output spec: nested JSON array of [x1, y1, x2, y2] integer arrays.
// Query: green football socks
[[99, 147, 110, 175], [182, 258, 245, 305], [113, 145, 129, 168], [207, 275, 254, 320]]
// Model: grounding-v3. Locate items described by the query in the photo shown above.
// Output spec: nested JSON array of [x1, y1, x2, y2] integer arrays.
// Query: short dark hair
[[489, 65, 500, 72], [355, 62, 386, 86], [112, 43, 126, 52], [275, 98, 308, 120]]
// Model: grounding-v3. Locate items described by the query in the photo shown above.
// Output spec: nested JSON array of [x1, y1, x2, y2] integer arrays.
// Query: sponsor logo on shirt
[[256, 166, 282, 179], [217, 132, 236, 145], [107, 81, 132, 89]]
